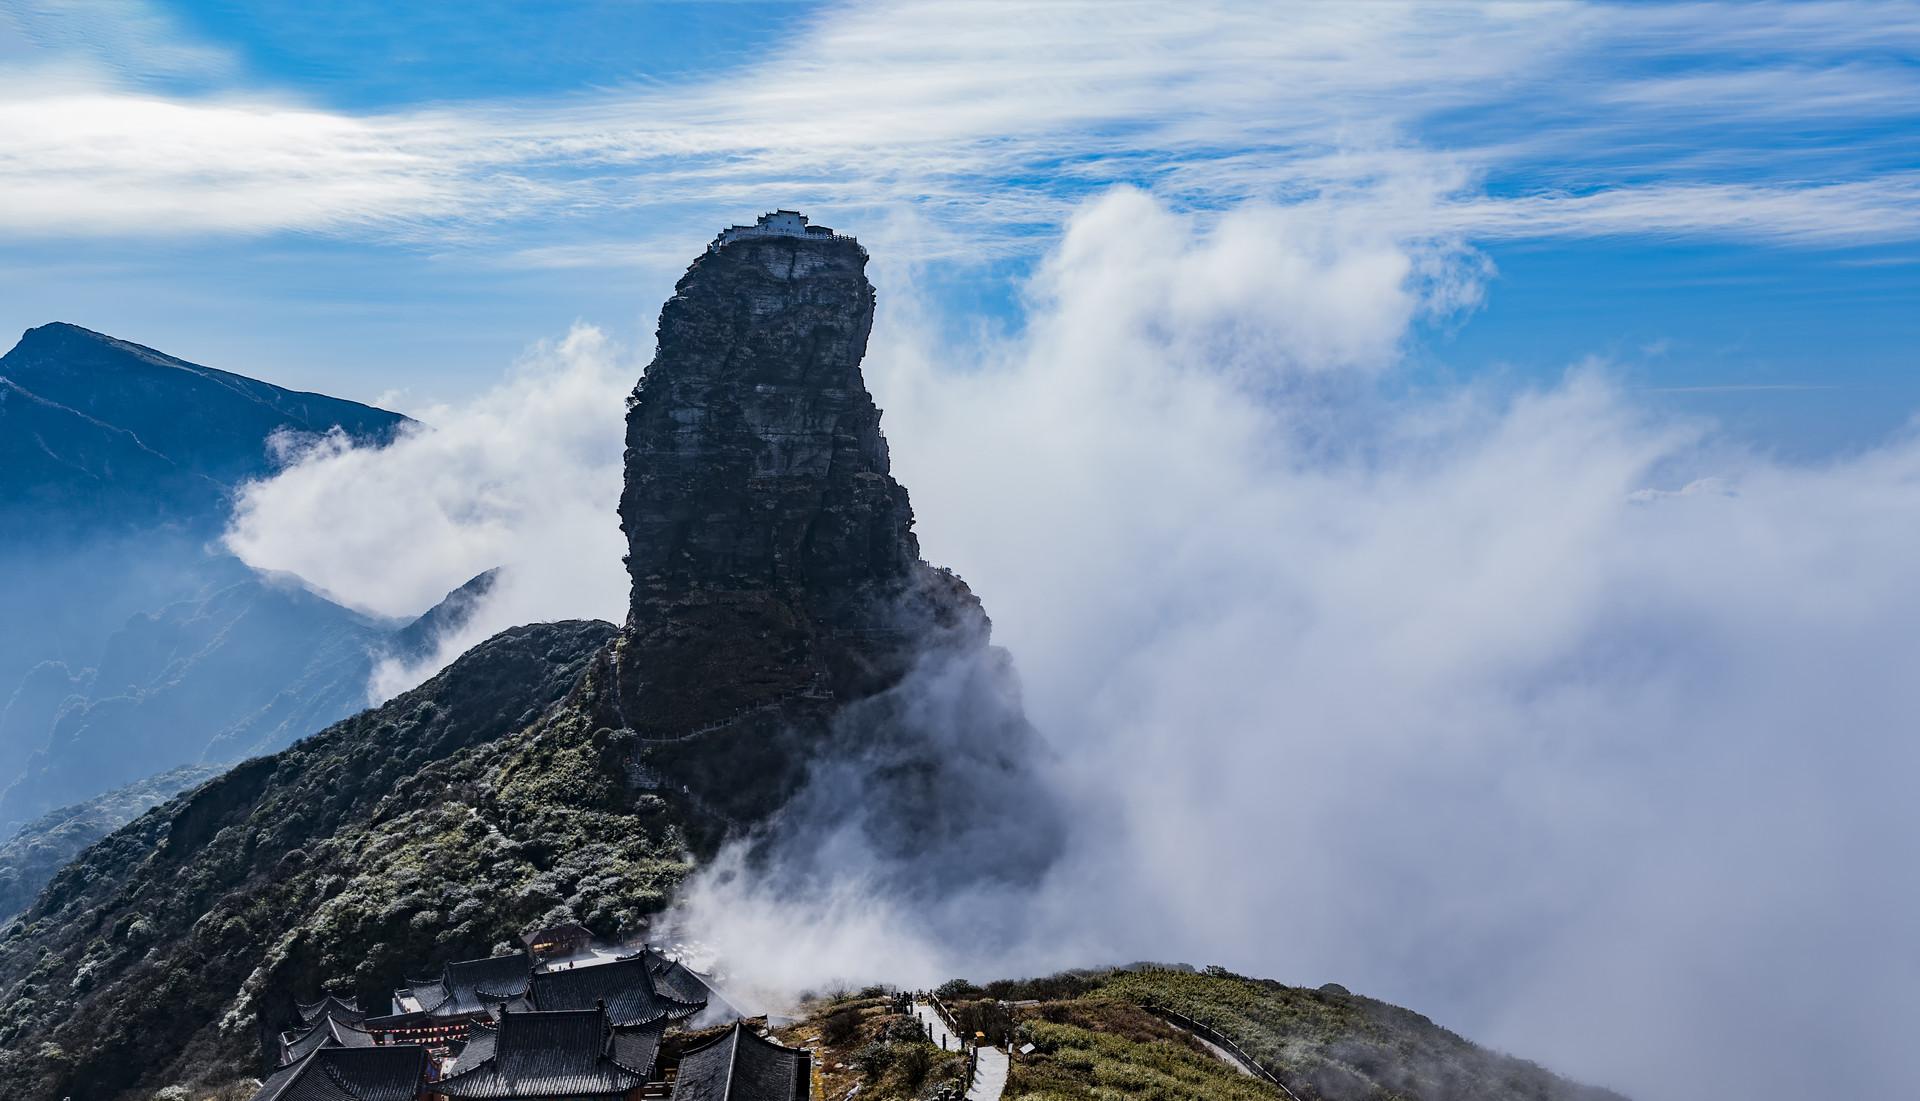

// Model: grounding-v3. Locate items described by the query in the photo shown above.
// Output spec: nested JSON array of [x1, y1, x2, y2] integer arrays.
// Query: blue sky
[[1, 0, 1916, 453]]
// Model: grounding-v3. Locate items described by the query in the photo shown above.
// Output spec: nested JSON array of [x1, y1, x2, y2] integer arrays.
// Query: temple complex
[[397, 950, 535, 1018], [256, 934, 806, 1101]]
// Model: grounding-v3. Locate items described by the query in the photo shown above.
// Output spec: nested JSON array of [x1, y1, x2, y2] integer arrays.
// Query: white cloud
[[224, 324, 631, 698], [2, 1, 1917, 250], [0, 86, 479, 235], [1445, 177, 1920, 246]]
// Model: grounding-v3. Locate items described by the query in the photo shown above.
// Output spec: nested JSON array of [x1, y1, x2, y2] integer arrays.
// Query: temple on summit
[[709, 209, 854, 252]]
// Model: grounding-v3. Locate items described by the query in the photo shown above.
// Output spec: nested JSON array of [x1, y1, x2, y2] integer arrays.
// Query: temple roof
[[529, 954, 704, 1025], [479, 987, 535, 1015], [643, 948, 733, 1015], [295, 995, 364, 1025], [670, 1022, 810, 1101], [522, 920, 593, 944], [447, 1019, 500, 1077], [356, 1009, 432, 1031], [435, 1006, 656, 1099], [399, 950, 531, 1018], [249, 1045, 426, 1101], [280, 1005, 380, 1065]]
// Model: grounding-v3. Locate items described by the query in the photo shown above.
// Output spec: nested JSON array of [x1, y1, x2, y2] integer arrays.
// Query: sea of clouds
[[225, 189, 1920, 1101]]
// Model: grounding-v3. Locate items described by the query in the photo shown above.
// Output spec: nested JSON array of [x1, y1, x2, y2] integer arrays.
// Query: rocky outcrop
[[615, 228, 983, 735], [614, 220, 1060, 883]]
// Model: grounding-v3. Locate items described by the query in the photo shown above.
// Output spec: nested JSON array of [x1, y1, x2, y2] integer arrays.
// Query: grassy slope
[[786, 989, 1284, 1101], [934, 968, 1629, 1101], [1008, 999, 1287, 1101]]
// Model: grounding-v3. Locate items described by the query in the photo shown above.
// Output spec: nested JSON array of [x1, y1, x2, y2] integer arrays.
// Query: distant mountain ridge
[[0, 565, 499, 831], [0, 323, 458, 831], [0, 322, 407, 526]]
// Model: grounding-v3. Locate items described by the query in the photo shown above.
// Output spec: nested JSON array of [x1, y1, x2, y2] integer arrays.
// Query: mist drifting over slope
[[224, 326, 631, 701], [225, 191, 1920, 1101]]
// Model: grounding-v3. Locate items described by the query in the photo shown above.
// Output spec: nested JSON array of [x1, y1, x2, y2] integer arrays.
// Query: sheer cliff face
[[616, 233, 980, 733]]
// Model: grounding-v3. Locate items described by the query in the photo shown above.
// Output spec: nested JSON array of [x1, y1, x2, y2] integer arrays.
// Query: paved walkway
[[911, 999, 1008, 1101]]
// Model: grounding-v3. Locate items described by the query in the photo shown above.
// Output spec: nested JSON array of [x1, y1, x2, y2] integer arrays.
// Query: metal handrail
[[1143, 1005, 1304, 1101]]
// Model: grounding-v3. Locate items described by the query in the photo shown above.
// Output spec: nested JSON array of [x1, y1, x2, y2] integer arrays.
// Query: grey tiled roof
[[249, 1045, 426, 1101], [480, 988, 535, 1014], [280, 1019, 333, 1066], [530, 954, 704, 1025], [610, 1024, 665, 1080], [448, 1020, 499, 1076], [401, 950, 532, 1018], [296, 995, 363, 1025], [435, 1006, 653, 1099], [670, 1022, 810, 1101], [644, 948, 735, 1016], [280, 1006, 381, 1065]]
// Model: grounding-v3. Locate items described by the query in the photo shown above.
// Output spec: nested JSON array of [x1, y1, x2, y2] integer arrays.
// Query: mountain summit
[[617, 215, 976, 730], [612, 214, 1058, 872]]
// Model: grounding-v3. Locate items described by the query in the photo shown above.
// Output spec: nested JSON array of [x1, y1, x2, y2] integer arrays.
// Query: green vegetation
[[786, 988, 1277, 1101], [0, 620, 1626, 1101], [1009, 1000, 1283, 1101]]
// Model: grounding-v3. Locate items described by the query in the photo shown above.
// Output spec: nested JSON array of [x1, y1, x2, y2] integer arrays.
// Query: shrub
[[896, 1044, 934, 1088], [935, 978, 981, 1000], [822, 1006, 862, 1046], [855, 1040, 894, 1080]]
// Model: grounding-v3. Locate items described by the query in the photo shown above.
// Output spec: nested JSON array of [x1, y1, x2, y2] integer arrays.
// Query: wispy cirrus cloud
[[0, 1, 1915, 254]]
